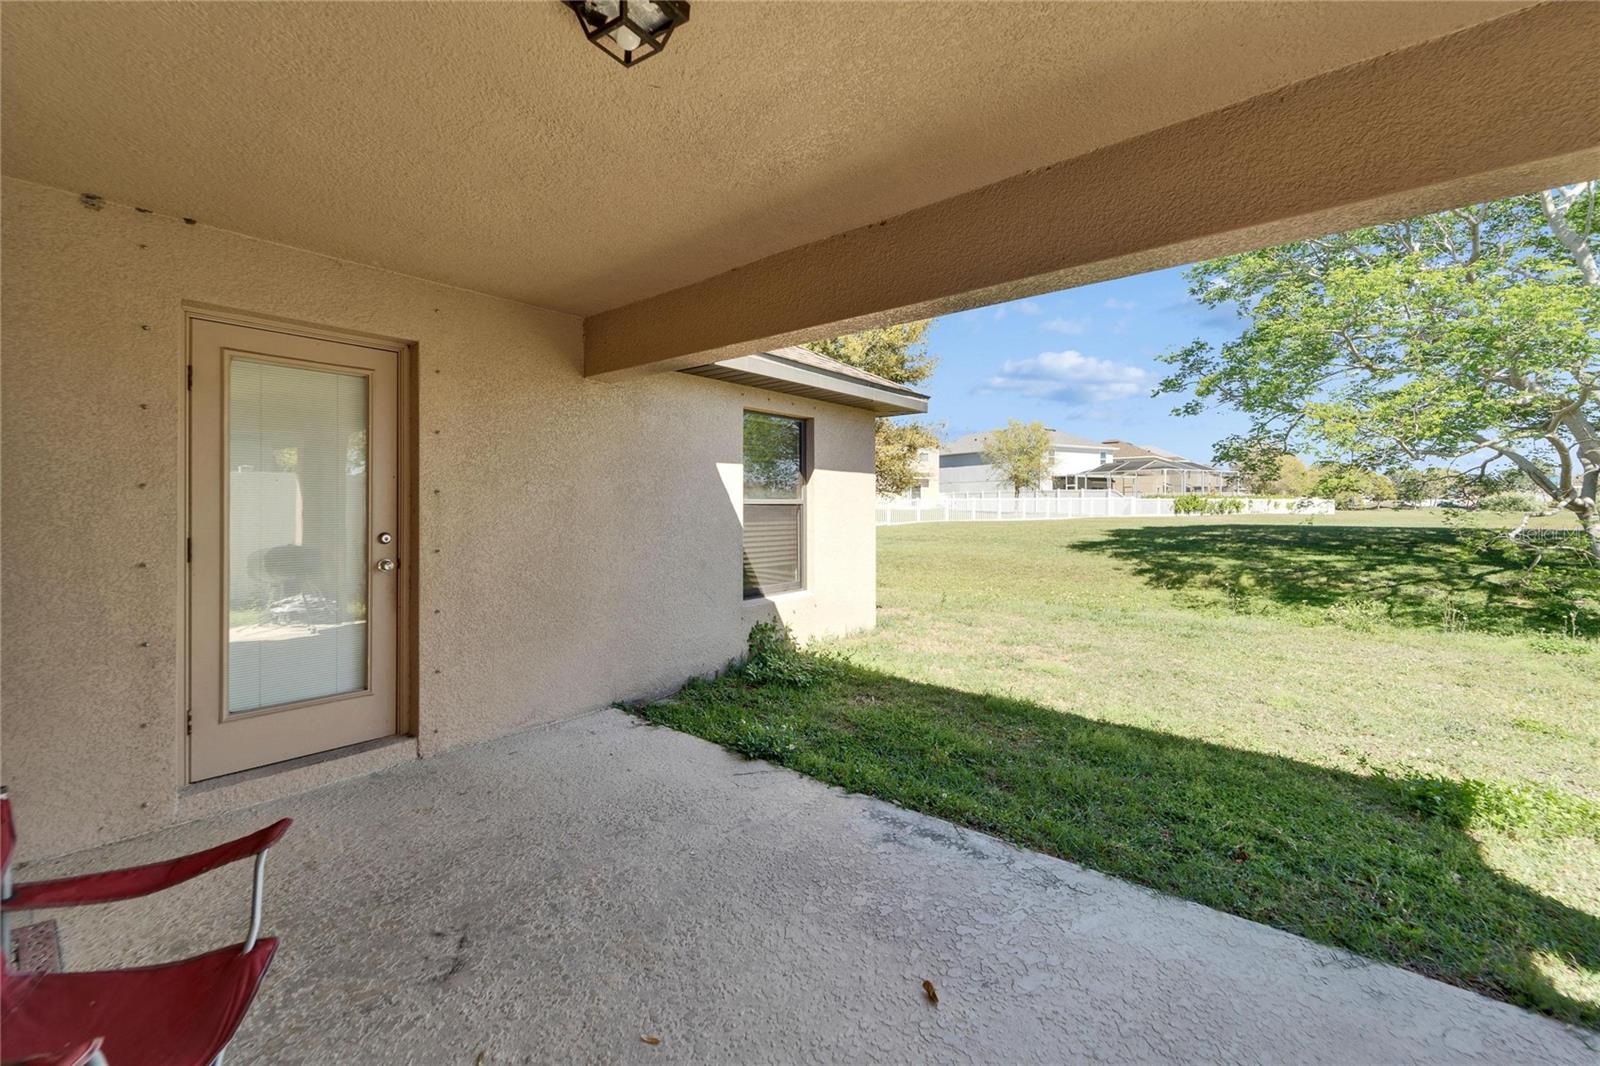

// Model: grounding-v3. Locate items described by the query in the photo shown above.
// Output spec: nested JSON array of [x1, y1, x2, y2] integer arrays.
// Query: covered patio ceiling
[[4, 1, 1597, 375]]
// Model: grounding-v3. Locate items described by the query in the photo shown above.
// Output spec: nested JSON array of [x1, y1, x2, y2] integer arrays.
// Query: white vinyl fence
[[877, 494, 1174, 525], [875, 493, 1333, 525]]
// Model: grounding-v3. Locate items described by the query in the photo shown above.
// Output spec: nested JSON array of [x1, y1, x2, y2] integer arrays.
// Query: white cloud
[[1040, 316, 1090, 335], [980, 349, 1149, 407], [1103, 297, 1138, 311], [992, 299, 1042, 321]]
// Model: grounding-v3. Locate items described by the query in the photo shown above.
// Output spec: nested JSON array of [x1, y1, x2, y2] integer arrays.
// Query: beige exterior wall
[[0, 178, 877, 859]]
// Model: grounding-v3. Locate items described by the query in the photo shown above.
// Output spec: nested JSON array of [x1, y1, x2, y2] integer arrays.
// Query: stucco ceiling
[[1, 1, 1527, 316]]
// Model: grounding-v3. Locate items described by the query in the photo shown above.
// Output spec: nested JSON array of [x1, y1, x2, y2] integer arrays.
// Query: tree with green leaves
[[807, 321, 937, 385], [871, 420, 939, 498], [1234, 445, 1313, 496], [1267, 454, 1314, 497], [983, 420, 1054, 497], [1309, 465, 1395, 507], [806, 321, 941, 498], [1390, 466, 1464, 506], [1159, 180, 1600, 560]]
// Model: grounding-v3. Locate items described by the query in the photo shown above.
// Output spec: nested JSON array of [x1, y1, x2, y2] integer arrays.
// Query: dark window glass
[[743, 412, 803, 500], [742, 412, 805, 597]]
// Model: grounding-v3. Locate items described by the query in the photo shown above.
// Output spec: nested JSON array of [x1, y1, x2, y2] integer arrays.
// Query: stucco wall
[[1, 178, 876, 859]]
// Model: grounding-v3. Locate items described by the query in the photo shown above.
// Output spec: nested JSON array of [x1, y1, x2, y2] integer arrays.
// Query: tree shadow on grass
[[635, 660, 1600, 1028], [1073, 521, 1599, 636]]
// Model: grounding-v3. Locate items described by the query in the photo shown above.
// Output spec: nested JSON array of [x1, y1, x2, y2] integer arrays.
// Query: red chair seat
[[2, 1037, 103, 1066], [1, 940, 276, 1066]]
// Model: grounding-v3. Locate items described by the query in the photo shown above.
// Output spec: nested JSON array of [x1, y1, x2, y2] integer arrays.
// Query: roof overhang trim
[[1086, 457, 1229, 475], [681, 352, 929, 415]]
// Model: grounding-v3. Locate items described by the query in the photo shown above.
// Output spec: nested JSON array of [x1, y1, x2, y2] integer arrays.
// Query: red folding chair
[[1, 786, 290, 1066], [3, 1039, 106, 1066]]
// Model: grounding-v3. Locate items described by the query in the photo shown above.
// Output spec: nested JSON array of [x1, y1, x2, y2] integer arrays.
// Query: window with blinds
[[742, 411, 806, 598]]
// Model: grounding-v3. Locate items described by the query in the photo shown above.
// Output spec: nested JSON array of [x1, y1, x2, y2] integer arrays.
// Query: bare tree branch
[[1541, 185, 1600, 286], [1475, 436, 1561, 498]]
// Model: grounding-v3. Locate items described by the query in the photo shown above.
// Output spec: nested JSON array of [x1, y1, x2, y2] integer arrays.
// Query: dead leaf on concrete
[[922, 979, 939, 1005], [640, 1035, 662, 1046]]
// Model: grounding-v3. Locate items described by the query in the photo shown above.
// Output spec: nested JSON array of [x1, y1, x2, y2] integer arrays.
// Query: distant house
[[939, 429, 1113, 494], [937, 431, 1236, 496], [1083, 439, 1235, 495], [1100, 438, 1185, 461], [909, 447, 941, 499]]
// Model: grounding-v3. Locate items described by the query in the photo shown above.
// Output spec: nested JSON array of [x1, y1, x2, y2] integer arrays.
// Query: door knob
[[376, 558, 397, 572]]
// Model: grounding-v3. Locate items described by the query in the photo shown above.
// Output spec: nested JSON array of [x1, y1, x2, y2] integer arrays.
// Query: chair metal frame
[[1, 785, 289, 1066]]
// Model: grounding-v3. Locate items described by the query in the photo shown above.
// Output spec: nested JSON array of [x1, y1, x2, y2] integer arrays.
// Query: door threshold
[[178, 736, 417, 820]]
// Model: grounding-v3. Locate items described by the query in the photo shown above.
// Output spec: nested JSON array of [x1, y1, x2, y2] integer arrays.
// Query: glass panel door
[[227, 358, 370, 713], [189, 317, 400, 782]]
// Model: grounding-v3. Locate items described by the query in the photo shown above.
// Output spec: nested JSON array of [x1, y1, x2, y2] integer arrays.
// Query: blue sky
[[917, 265, 1250, 461]]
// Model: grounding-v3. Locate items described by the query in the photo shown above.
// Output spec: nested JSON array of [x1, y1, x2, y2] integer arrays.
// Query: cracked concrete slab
[[14, 709, 1597, 1064]]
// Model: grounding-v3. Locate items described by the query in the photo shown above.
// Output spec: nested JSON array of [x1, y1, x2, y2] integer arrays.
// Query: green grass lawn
[[634, 510, 1600, 1027]]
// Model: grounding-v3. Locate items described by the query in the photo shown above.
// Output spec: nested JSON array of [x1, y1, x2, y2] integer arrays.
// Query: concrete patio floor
[[17, 709, 1597, 1065]]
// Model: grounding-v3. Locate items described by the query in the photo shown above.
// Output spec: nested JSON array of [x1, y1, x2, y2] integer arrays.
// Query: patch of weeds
[[1511, 717, 1574, 739], [1222, 572, 1256, 614], [1528, 634, 1595, 656], [1324, 598, 1387, 632], [737, 620, 835, 688], [724, 717, 803, 761]]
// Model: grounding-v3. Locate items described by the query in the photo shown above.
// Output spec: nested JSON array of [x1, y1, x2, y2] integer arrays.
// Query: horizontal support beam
[[585, 2, 1600, 379]]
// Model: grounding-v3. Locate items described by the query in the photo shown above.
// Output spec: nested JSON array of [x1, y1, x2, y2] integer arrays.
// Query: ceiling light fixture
[[563, 1, 690, 68]]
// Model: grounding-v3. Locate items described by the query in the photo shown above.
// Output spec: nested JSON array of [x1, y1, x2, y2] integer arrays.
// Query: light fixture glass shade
[[564, 0, 689, 68], [631, 2, 672, 33]]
